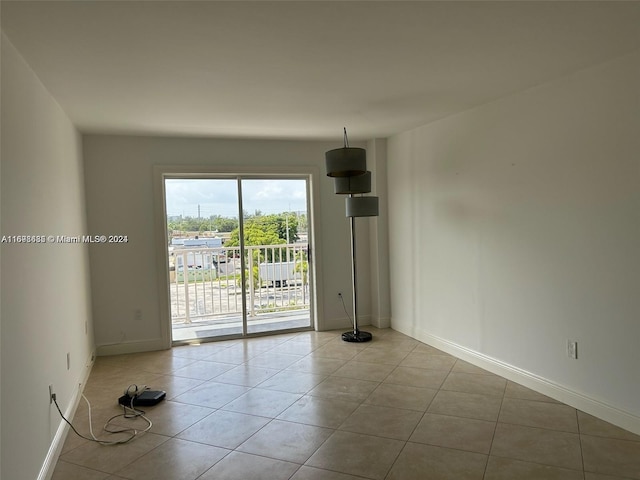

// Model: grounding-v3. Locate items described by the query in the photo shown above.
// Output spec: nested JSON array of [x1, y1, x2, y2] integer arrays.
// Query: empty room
[[1, 2, 639, 479]]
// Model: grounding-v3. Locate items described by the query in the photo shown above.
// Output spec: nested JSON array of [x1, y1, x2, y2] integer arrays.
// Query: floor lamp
[[326, 129, 379, 343]]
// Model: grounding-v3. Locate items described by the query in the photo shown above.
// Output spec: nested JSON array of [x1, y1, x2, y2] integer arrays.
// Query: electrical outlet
[[134, 309, 143, 321], [67, 352, 71, 370], [567, 340, 578, 359], [49, 384, 55, 404]]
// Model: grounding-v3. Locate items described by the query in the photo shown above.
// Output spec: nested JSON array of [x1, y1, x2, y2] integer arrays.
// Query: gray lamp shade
[[346, 196, 379, 217], [334, 171, 372, 194], [325, 147, 367, 177]]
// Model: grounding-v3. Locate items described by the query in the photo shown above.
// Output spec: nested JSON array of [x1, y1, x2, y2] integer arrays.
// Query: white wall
[[82, 135, 380, 353], [388, 51, 640, 433], [0, 34, 94, 480], [367, 138, 391, 328]]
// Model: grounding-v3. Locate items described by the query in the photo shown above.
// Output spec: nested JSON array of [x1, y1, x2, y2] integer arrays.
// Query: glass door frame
[[153, 165, 321, 347]]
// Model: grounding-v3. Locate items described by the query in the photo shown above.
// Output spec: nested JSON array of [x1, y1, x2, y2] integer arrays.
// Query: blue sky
[[165, 178, 308, 218]]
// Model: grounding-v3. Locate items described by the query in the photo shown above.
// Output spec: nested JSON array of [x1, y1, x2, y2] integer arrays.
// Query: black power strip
[[118, 390, 166, 407]]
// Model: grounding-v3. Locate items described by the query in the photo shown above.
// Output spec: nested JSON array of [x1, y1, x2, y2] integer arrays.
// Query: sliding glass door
[[240, 179, 311, 335], [164, 176, 312, 343]]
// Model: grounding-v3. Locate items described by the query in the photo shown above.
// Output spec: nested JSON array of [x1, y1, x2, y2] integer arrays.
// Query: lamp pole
[[349, 209, 358, 334], [341, 194, 372, 342]]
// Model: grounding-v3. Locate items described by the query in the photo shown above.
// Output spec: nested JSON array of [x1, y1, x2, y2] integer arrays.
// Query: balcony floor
[[172, 310, 312, 343]]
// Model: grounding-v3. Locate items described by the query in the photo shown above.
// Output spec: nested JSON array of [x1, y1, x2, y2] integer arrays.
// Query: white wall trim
[[96, 338, 168, 356], [38, 406, 72, 480], [152, 165, 173, 350], [38, 351, 95, 480], [372, 315, 391, 329], [394, 324, 640, 436], [151, 164, 324, 343]]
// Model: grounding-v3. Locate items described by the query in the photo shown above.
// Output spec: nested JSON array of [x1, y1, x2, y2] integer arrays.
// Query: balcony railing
[[169, 243, 309, 324]]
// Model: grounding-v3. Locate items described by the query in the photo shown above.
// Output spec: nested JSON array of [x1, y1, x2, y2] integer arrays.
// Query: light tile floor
[[53, 327, 640, 480]]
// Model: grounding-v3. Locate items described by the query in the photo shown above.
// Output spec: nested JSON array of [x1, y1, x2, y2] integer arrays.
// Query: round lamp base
[[342, 330, 373, 343]]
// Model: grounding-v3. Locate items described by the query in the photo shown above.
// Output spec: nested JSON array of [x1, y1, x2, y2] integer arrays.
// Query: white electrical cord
[[82, 393, 153, 444], [52, 388, 153, 446]]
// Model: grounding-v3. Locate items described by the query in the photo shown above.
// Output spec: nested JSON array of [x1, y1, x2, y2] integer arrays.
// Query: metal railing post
[[169, 243, 311, 325], [182, 251, 191, 324], [248, 246, 256, 317]]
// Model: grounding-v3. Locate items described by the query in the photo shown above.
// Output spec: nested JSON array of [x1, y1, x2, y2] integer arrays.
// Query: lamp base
[[342, 330, 372, 343]]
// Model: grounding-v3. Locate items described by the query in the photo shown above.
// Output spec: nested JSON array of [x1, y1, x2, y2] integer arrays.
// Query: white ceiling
[[2, 1, 640, 140]]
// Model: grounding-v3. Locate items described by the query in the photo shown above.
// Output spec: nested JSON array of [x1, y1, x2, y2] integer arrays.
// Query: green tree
[[212, 216, 238, 232], [296, 213, 308, 234], [227, 212, 297, 246], [227, 223, 283, 248], [168, 215, 238, 234], [251, 213, 299, 244]]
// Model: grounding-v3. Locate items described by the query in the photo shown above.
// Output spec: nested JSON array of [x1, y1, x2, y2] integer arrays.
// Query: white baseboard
[[38, 350, 96, 480], [372, 316, 391, 329], [394, 324, 640, 437], [96, 337, 168, 356]]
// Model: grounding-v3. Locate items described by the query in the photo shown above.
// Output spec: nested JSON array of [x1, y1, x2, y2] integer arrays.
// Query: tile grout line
[[383, 348, 454, 480], [56, 329, 640, 480], [482, 377, 507, 479], [576, 406, 587, 480]]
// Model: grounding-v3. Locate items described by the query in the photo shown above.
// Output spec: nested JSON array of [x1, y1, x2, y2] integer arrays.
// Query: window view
[[164, 177, 312, 342]]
